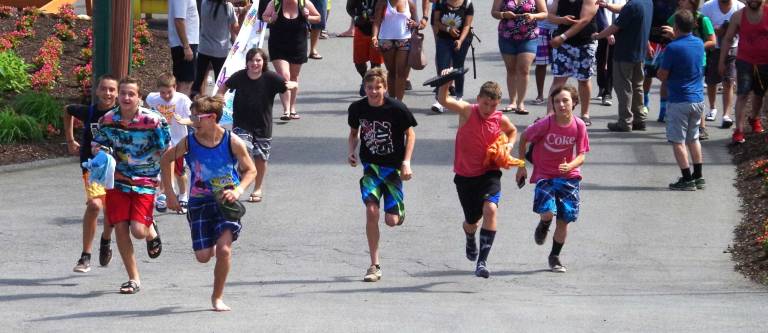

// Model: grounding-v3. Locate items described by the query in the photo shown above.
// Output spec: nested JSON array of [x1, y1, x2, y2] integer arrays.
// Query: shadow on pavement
[[30, 307, 210, 322], [0, 275, 85, 287], [1, 291, 109, 302], [407, 269, 551, 278]]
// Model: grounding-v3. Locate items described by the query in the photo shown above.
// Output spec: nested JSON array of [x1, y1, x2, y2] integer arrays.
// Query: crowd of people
[[61, 0, 766, 311]]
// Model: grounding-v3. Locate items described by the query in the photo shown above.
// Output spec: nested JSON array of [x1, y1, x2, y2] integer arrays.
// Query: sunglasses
[[190, 113, 215, 121]]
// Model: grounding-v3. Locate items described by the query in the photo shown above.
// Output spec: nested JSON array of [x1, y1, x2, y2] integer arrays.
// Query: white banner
[[216, 2, 267, 126]]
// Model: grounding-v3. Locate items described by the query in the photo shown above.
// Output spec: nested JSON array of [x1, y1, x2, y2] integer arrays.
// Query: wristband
[[402, 160, 411, 166], [559, 34, 568, 41]]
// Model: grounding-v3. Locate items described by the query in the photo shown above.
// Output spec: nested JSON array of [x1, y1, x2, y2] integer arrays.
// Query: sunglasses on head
[[190, 113, 215, 121]]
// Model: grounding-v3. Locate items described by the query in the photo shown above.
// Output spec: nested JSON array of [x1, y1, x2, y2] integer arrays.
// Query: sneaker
[[534, 220, 551, 245], [405, 80, 413, 91], [73, 255, 91, 273], [698, 127, 709, 141], [155, 194, 167, 213], [749, 117, 764, 133], [98, 237, 112, 266], [363, 265, 382, 282], [607, 122, 631, 132], [705, 108, 717, 121], [732, 130, 745, 144], [431, 102, 445, 113], [548, 255, 567, 273], [601, 95, 613, 106], [475, 261, 490, 278], [721, 115, 734, 129], [179, 200, 188, 214], [632, 122, 647, 131], [669, 177, 696, 191], [694, 177, 706, 190], [532, 96, 546, 105]]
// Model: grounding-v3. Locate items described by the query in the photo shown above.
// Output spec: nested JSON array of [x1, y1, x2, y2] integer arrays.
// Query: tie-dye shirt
[[186, 130, 240, 201], [92, 106, 171, 194]]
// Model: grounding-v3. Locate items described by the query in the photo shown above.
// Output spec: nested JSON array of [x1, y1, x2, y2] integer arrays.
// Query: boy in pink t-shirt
[[516, 85, 590, 273]]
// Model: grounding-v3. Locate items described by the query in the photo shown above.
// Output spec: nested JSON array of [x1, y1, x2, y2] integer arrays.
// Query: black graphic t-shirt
[[348, 96, 418, 168], [66, 103, 118, 172]]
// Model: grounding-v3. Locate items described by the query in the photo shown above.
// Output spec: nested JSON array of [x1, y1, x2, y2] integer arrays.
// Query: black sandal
[[119, 280, 140, 294], [99, 237, 112, 266], [146, 221, 162, 259]]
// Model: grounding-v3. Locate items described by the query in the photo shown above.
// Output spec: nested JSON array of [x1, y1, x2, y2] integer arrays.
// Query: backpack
[[273, 0, 305, 13]]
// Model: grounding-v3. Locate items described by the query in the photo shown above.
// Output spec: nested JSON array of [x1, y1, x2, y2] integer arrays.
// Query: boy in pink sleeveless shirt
[[516, 85, 589, 273], [437, 70, 518, 278]]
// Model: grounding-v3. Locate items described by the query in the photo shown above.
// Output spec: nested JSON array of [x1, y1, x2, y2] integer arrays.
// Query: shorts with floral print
[[378, 39, 411, 52], [551, 42, 597, 81]]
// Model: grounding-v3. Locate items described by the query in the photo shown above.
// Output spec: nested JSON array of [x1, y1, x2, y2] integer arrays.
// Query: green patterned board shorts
[[359, 163, 405, 219]]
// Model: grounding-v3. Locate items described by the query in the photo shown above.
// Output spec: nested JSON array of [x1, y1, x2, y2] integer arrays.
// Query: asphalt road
[[0, 1, 766, 331]]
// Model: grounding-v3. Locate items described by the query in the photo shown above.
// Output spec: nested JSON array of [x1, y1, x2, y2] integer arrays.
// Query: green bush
[[0, 107, 43, 143], [12, 92, 63, 130], [0, 51, 31, 93]]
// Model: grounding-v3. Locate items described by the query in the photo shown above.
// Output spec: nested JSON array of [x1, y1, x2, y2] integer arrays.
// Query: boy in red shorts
[[92, 77, 171, 294], [347, 0, 384, 96]]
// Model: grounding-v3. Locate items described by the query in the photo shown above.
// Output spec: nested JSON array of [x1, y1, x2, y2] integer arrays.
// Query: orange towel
[[483, 133, 525, 169]]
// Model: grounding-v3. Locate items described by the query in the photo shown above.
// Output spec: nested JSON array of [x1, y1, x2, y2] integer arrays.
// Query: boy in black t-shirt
[[347, 67, 417, 282], [217, 48, 297, 203], [63, 74, 119, 273]]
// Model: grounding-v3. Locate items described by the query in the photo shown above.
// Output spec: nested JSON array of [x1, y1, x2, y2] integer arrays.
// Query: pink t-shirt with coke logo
[[523, 115, 590, 183]]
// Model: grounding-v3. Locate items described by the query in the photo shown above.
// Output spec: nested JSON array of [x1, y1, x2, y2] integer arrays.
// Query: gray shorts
[[233, 127, 271, 161], [665, 102, 705, 143]]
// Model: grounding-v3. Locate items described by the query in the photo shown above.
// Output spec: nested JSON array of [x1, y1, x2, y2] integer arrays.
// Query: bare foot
[[212, 297, 231, 312]]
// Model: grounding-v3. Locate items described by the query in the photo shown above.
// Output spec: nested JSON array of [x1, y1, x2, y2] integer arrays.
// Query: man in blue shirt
[[657, 10, 706, 191], [592, 0, 653, 132]]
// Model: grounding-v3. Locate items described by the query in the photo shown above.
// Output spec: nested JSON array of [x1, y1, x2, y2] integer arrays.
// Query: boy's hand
[[348, 153, 358, 167], [66, 139, 80, 155], [401, 161, 412, 181], [166, 193, 181, 212], [220, 188, 242, 203], [515, 167, 527, 188], [558, 157, 571, 173], [661, 25, 674, 39]]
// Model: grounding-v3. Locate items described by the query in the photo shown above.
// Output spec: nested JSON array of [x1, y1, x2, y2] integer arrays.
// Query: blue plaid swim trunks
[[533, 178, 581, 223], [534, 28, 553, 66], [186, 199, 242, 251]]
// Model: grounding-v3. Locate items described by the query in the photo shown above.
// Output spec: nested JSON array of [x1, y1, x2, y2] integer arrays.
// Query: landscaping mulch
[[0, 14, 170, 166]]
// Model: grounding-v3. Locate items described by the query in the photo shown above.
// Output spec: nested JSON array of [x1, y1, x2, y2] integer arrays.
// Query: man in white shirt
[[168, 0, 201, 96], [701, 0, 744, 128]]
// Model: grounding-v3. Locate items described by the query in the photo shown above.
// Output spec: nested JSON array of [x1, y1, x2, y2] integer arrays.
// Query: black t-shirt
[[225, 69, 287, 138], [554, 0, 597, 46], [435, 0, 474, 41], [347, 0, 376, 36], [65, 104, 118, 171], [347, 97, 418, 168]]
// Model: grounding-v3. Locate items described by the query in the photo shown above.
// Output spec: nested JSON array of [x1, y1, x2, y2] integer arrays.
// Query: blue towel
[[82, 150, 116, 189]]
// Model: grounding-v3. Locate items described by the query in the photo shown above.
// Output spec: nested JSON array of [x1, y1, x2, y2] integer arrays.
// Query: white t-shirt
[[701, 0, 744, 47], [145, 92, 192, 144], [168, 0, 200, 47]]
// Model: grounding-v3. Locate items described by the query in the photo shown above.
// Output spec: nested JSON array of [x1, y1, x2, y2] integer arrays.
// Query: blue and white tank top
[[185, 130, 240, 201]]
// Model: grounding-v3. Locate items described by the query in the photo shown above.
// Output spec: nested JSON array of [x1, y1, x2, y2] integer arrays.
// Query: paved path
[[2, 1, 766, 331]]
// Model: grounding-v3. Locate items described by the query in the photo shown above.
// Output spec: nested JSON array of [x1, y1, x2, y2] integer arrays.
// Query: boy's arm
[[226, 135, 257, 202], [420, 0, 431, 29], [401, 127, 415, 181], [436, 70, 471, 118], [348, 128, 359, 167], [515, 134, 528, 186], [500, 115, 518, 150], [160, 136, 188, 211], [63, 107, 79, 155], [560, 153, 586, 173]]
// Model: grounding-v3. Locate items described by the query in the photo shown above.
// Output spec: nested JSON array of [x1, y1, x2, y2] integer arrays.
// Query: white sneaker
[[705, 109, 717, 121], [722, 115, 734, 129], [431, 102, 445, 113], [363, 265, 382, 282]]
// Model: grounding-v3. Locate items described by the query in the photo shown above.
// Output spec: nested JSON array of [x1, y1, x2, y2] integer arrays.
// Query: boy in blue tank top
[[160, 96, 257, 312]]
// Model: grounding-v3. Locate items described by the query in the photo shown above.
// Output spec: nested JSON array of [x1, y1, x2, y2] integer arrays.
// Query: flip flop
[[309, 52, 323, 60], [581, 115, 592, 126], [290, 113, 301, 120], [500, 106, 517, 113], [146, 221, 161, 259], [119, 280, 140, 294], [515, 108, 530, 115], [280, 112, 291, 121], [248, 192, 262, 203]]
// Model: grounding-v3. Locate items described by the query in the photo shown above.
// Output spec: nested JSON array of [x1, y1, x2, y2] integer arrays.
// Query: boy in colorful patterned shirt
[[92, 76, 171, 294], [161, 96, 256, 311]]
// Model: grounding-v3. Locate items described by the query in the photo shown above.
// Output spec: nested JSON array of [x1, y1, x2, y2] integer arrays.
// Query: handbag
[[408, 29, 427, 70]]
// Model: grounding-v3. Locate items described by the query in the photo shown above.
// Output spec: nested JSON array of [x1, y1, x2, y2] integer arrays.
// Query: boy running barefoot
[[347, 67, 417, 282], [92, 77, 171, 293], [437, 69, 519, 278], [145, 73, 193, 213], [64, 75, 119, 272], [516, 85, 590, 273], [161, 96, 256, 312]]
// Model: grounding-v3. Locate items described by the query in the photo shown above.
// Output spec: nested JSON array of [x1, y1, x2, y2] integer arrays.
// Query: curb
[[0, 156, 78, 174]]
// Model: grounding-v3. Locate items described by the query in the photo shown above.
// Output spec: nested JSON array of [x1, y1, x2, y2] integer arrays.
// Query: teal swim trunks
[[359, 163, 405, 218]]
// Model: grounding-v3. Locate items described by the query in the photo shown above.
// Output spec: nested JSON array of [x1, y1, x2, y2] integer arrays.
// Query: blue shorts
[[499, 36, 537, 55], [360, 163, 405, 218], [533, 178, 580, 223], [309, 0, 327, 30], [552, 42, 597, 81], [186, 199, 241, 251]]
